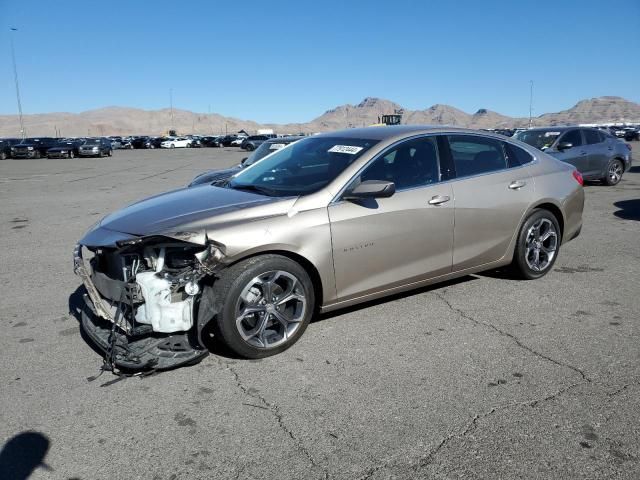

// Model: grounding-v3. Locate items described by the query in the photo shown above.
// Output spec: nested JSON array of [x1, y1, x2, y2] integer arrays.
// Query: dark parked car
[[0, 138, 22, 159], [78, 137, 113, 157], [145, 137, 166, 149], [11, 137, 59, 159], [200, 136, 223, 147], [241, 135, 271, 151], [623, 128, 639, 141], [514, 127, 632, 185], [47, 139, 86, 158], [189, 136, 304, 187], [130, 136, 150, 149], [215, 135, 238, 147]]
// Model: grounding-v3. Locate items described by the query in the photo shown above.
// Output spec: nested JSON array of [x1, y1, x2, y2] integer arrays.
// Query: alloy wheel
[[608, 161, 623, 185], [235, 270, 307, 348], [524, 218, 558, 272]]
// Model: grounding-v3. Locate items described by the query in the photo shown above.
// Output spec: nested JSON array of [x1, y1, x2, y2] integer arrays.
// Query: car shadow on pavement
[[317, 275, 478, 322], [628, 165, 640, 173], [68, 285, 106, 359], [0, 431, 52, 480], [613, 199, 640, 221]]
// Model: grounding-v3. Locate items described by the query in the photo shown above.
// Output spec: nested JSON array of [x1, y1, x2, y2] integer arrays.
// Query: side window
[[584, 129, 601, 145], [560, 129, 583, 147], [504, 142, 534, 167], [359, 136, 440, 190], [447, 135, 507, 177]]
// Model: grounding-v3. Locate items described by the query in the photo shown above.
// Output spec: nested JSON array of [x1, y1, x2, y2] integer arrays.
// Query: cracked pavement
[[1, 146, 639, 479]]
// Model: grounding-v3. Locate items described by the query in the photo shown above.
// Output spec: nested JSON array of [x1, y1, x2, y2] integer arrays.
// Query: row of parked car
[[121, 134, 282, 151], [0, 137, 113, 159], [0, 133, 288, 160]]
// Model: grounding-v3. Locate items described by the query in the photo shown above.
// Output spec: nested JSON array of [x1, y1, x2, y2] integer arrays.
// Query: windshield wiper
[[227, 183, 278, 196]]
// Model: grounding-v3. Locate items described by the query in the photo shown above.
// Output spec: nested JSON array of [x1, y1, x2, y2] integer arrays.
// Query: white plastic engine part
[[134, 271, 194, 333]]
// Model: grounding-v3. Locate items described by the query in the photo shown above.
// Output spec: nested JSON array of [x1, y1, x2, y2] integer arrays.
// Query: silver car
[[514, 127, 632, 185], [74, 126, 584, 371]]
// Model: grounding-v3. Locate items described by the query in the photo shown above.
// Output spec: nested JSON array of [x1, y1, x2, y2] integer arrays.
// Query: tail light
[[572, 170, 584, 186]]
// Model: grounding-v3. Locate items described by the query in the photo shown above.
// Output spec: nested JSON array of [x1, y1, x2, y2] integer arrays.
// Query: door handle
[[580, 151, 587, 155], [508, 180, 527, 190], [428, 195, 450, 205]]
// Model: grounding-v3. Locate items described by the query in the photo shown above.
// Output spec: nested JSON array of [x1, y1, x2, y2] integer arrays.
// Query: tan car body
[[116, 126, 583, 313]]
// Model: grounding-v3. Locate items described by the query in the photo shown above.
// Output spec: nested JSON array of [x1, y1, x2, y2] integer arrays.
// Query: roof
[[314, 125, 516, 142]]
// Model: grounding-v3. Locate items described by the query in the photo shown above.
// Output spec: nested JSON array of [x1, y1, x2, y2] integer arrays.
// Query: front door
[[328, 135, 454, 300], [551, 129, 589, 173]]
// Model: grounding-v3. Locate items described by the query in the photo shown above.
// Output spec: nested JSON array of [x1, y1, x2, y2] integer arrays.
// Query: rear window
[[584, 129, 601, 145], [447, 135, 507, 177], [504, 142, 534, 167]]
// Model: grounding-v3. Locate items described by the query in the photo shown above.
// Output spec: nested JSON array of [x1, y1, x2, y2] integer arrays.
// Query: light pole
[[528, 80, 534, 129], [10, 27, 25, 139]]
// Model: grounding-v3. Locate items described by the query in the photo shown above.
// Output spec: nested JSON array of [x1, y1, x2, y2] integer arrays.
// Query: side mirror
[[557, 141, 573, 151], [343, 180, 395, 200], [240, 157, 249, 166]]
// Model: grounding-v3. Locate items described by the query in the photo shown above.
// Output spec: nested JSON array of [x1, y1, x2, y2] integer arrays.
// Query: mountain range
[[1, 96, 639, 137]]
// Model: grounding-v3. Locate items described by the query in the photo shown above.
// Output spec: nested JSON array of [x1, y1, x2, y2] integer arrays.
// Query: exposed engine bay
[[73, 237, 225, 373]]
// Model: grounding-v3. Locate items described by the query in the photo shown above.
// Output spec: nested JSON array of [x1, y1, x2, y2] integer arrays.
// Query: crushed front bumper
[[73, 244, 209, 371]]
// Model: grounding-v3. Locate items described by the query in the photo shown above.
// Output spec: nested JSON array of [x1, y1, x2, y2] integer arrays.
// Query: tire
[[211, 254, 315, 359], [511, 209, 561, 280], [170, 144, 175, 149], [69, 151, 74, 159], [99, 150, 104, 158], [603, 159, 623, 186], [35, 151, 41, 159], [0, 151, 6, 160], [245, 144, 254, 151], [108, 149, 112, 157]]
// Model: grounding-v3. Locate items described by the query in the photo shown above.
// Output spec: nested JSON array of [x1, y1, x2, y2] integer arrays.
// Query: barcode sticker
[[328, 145, 363, 154]]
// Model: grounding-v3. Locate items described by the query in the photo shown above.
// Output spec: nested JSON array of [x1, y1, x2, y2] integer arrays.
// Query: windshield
[[244, 141, 294, 167], [229, 136, 379, 197], [514, 130, 561, 150], [84, 139, 101, 145]]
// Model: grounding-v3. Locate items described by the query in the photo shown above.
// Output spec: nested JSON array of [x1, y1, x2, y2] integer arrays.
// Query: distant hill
[[1, 96, 639, 137]]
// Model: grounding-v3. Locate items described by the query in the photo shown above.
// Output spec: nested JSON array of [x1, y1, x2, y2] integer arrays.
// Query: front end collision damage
[[73, 234, 227, 373]]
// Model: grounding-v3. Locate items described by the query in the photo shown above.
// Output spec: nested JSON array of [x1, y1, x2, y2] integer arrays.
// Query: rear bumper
[[47, 151, 70, 158]]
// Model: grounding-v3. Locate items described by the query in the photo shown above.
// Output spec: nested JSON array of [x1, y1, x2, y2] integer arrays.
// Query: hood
[[189, 166, 242, 186], [96, 185, 282, 237]]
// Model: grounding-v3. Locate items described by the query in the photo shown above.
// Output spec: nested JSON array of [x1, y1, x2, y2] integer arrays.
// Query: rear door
[[445, 134, 535, 271], [552, 129, 589, 173], [583, 129, 610, 178], [328, 135, 454, 300]]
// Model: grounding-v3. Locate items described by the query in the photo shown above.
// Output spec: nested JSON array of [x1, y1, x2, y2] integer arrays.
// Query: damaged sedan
[[74, 126, 584, 372]]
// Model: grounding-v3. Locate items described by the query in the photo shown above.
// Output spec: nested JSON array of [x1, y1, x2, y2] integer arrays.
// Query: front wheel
[[511, 209, 561, 280], [211, 255, 315, 359], [170, 144, 175, 149], [69, 151, 75, 159], [603, 159, 623, 186]]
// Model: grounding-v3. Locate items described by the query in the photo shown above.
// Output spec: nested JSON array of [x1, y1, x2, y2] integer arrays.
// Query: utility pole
[[169, 88, 174, 133], [9, 28, 26, 139], [528, 80, 534, 128]]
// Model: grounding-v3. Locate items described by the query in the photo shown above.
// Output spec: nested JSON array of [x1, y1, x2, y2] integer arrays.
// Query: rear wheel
[[35, 151, 41, 159], [512, 209, 561, 280], [211, 255, 315, 359], [603, 159, 623, 186], [170, 144, 175, 149], [107, 149, 112, 157], [69, 151, 75, 159], [0, 151, 6, 160]]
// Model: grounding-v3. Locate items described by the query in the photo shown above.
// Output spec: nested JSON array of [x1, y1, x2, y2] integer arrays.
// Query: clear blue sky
[[1, 0, 639, 123]]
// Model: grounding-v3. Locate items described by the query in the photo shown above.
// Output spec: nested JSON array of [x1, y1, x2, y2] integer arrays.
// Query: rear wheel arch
[[530, 202, 565, 239]]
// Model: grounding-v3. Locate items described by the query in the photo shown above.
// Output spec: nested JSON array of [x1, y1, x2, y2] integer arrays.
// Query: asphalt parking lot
[[1, 144, 639, 480]]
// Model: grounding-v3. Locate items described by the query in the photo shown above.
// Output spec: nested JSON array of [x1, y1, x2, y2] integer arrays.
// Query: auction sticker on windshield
[[544, 132, 561, 137], [269, 144, 286, 150], [328, 145, 364, 154]]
